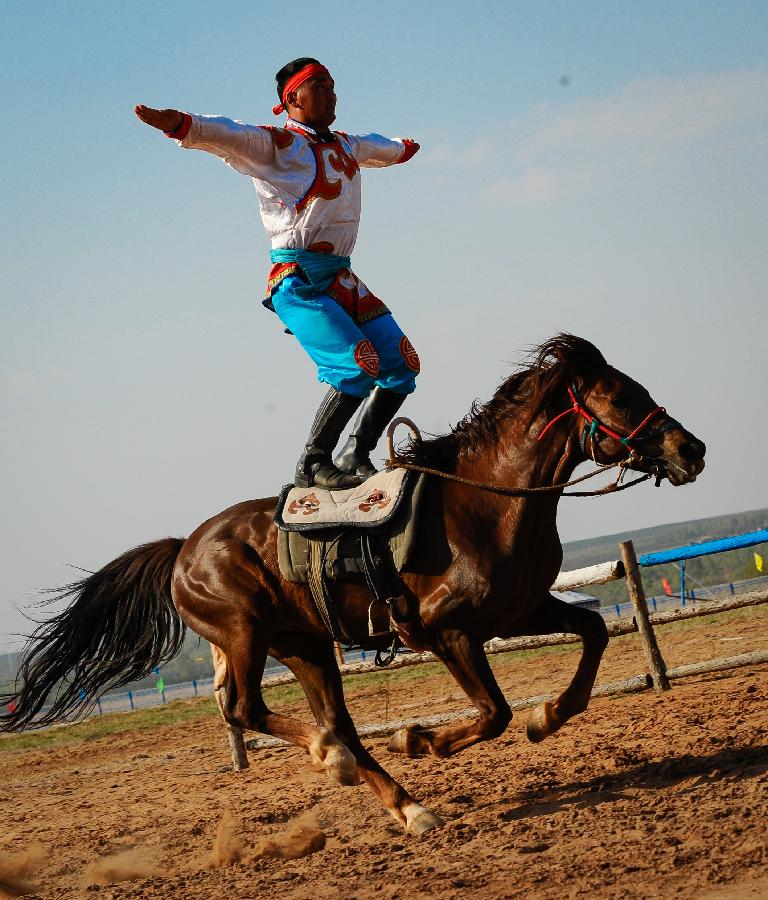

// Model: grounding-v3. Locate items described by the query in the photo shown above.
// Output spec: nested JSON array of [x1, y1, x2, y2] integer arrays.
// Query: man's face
[[290, 72, 337, 130]]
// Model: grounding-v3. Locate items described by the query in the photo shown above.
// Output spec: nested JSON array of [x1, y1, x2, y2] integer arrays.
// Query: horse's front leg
[[520, 593, 609, 743], [387, 629, 512, 758]]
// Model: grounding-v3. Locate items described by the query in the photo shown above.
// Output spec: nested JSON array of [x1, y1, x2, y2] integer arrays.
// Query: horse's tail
[[0, 537, 186, 731]]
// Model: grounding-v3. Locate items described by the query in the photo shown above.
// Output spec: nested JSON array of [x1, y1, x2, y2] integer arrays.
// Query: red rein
[[538, 385, 665, 450]]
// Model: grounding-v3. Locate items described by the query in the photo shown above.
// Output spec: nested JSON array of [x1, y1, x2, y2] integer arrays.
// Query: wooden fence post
[[620, 540, 670, 691], [334, 641, 345, 666], [218, 684, 249, 771], [227, 724, 249, 771]]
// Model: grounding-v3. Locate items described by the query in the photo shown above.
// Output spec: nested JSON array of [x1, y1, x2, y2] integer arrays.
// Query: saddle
[[274, 469, 426, 664]]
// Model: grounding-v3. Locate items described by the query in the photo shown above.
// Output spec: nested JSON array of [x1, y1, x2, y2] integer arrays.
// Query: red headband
[[272, 63, 330, 116]]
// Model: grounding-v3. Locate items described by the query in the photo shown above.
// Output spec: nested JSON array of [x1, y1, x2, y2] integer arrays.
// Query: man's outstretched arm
[[135, 104, 186, 133], [345, 133, 420, 168], [134, 105, 275, 173]]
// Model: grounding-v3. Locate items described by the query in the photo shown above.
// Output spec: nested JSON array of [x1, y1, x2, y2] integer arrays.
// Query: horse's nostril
[[679, 440, 705, 461]]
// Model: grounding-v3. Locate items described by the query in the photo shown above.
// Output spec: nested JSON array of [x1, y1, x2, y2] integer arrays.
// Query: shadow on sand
[[498, 743, 768, 820]]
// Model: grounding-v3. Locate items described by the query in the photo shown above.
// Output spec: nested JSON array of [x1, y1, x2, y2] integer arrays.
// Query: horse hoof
[[387, 728, 410, 754], [526, 701, 559, 743], [325, 745, 361, 786], [404, 803, 443, 836], [387, 727, 430, 757], [309, 730, 361, 786]]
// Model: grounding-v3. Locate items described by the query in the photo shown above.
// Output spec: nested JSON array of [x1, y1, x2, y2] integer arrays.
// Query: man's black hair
[[275, 57, 322, 100]]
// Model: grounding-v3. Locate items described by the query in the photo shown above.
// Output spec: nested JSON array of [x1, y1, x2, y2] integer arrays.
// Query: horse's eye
[[611, 394, 629, 409]]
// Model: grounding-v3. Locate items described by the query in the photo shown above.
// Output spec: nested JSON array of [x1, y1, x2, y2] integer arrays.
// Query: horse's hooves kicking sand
[[387, 726, 442, 758], [403, 802, 443, 835], [309, 730, 361, 785], [526, 701, 560, 743]]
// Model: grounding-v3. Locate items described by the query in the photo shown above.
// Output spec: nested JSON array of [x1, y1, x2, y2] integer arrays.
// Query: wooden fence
[[222, 538, 768, 768]]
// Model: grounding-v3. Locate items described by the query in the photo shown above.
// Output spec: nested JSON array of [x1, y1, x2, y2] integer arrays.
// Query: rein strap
[[385, 418, 652, 500]]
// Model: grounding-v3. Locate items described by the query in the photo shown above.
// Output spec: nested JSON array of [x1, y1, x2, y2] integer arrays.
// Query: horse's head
[[533, 335, 706, 487], [573, 364, 706, 487], [395, 333, 705, 490]]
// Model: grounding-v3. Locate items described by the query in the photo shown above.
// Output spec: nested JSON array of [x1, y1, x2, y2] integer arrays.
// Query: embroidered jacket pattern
[[171, 115, 418, 257]]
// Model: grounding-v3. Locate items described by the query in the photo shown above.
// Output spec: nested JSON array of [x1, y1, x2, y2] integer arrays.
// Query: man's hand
[[135, 104, 184, 132]]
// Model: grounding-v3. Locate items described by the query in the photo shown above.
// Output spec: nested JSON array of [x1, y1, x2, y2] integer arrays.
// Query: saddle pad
[[275, 467, 410, 532], [277, 472, 426, 584]]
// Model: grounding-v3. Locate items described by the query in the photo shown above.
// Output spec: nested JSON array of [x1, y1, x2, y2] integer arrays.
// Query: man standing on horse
[[135, 58, 420, 489]]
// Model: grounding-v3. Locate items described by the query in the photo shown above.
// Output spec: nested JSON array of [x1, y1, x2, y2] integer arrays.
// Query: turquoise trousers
[[271, 275, 419, 398]]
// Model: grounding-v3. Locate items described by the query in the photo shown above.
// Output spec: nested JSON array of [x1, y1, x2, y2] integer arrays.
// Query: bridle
[[385, 377, 684, 497], [538, 382, 682, 477]]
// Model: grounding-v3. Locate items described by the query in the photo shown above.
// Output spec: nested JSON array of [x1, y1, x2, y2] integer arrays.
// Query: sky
[[1, 1, 767, 650]]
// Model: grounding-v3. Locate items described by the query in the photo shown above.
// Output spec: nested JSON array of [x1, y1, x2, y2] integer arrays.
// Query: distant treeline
[[562, 506, 767, 605]]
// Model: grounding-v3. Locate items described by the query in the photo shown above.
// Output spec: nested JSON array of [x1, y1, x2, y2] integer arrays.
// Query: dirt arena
[[2, 605, 767, 899]]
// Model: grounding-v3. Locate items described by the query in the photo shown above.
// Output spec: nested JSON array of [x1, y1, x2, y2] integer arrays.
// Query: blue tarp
[[638, 528, 768, 567]]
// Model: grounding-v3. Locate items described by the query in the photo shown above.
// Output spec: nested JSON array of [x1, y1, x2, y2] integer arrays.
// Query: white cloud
[[6, 371, 38, 395], [418, 137, 495, 168], [485, 68, 768, 207], [4, 367, 67, 396], [522, 68, 768, 158], [483, 167, 563, 206]]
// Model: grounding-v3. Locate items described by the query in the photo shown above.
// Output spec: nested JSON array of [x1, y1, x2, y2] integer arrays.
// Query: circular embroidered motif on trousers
[[399, 336, 420, 373], [354, 339, 380, 377]]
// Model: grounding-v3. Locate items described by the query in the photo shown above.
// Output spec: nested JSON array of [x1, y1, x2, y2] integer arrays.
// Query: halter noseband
[[538, 382, 682, 459]]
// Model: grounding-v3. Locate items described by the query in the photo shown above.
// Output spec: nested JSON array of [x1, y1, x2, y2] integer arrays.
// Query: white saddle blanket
[[277, 468, 410, 531]]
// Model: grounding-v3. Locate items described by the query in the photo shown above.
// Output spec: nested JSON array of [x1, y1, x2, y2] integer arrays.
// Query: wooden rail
[[256, 588, 768, 691], [246, 647, 768, 751], [551, 559, 624, 591], [246, 674, 653, 751]]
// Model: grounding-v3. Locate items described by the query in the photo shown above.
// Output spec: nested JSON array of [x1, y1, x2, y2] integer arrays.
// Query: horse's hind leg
[[274, 636, 443, 835], [210, 643, 250, 770], [521, 594, 609, 743], [205, 624, 360, 787], [211, 643, 227, 717]]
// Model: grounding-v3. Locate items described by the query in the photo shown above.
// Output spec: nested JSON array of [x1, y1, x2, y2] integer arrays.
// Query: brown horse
[[1, 334, 705, 835]]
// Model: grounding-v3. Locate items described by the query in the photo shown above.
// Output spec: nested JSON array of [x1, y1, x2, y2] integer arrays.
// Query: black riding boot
[[333, 387, 407, 479], [295, 388, 365, 489]]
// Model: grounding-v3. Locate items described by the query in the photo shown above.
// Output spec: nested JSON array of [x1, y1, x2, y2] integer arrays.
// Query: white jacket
[[173, 115, 419, 257]]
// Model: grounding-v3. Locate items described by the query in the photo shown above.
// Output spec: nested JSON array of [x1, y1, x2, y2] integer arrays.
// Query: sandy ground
[[1, 606, 766, 899]]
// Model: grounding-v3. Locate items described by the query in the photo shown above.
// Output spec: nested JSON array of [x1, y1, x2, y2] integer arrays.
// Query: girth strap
[[307, 538, 351, 643], [305, 533, 403, 666]]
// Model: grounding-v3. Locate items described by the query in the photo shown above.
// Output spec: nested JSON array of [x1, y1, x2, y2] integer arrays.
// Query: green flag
[[156, 676, 165, 692]]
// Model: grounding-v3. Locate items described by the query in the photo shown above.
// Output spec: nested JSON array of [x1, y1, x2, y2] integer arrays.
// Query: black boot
[[334, 387, 407, 479], [295, 388, 365, 489]]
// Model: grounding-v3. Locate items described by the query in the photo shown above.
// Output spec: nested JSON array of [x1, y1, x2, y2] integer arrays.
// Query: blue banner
[[639, 528, 768, 567]]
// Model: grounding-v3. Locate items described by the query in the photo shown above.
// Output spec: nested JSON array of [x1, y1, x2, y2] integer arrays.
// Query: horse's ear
[[550, 346, 567, 363], [543, 334, 606, 373], [539, 346, 566, 373]]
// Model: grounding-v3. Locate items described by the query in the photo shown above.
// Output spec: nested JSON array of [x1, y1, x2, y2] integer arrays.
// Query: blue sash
[[270, 248, 351, 299]]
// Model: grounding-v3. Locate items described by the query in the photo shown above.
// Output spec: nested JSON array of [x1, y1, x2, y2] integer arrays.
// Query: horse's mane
[[400, 333, 607, 470]]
